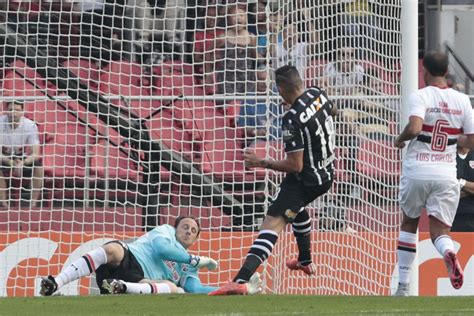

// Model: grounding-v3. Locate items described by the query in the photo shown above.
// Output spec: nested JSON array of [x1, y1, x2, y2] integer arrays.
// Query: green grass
[[0, 295, 473, 316]]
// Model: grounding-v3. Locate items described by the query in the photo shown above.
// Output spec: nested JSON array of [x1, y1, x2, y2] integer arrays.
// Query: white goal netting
[[0, 0, 402, 296]]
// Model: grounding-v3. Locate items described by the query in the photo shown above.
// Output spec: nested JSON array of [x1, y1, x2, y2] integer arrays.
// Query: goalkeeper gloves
[[190, 255, 218, 270]]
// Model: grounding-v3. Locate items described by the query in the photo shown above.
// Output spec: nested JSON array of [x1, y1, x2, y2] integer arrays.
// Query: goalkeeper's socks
[[55, 247, 107, 289], [292, 209, 312, 265], [124, 282, 172, 294], [433, 235, 454, 257], [233, 230, 278, 283], [397, 231, 417, 284]]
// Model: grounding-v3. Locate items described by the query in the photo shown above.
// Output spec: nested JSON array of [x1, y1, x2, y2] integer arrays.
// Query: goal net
[[0, 0, 402, 296]]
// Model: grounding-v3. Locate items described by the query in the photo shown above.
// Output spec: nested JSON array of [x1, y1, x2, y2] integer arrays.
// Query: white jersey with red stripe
[[403, 86, 474, 180]]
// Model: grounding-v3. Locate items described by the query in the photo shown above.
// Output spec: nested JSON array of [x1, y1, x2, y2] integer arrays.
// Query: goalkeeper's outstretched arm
[[182, 276, 218, 294], [153, 236, 218, 270]]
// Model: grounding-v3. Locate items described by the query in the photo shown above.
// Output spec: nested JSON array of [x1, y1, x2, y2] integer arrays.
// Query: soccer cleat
[[443, 250, 464, 289], [286, 259, 316, 276], [394, 282, 410, 296], [208, 281, 249, 296], [247, 272, 263, 294], [40, 275, 58, 296], [101, 279, 126, 294]]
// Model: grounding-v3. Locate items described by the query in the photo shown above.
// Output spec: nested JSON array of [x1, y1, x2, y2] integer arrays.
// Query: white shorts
[[399, 176, 460, 227]]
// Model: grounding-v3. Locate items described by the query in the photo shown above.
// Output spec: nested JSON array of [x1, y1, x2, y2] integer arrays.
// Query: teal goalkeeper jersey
[[127, 225, 200, 286]]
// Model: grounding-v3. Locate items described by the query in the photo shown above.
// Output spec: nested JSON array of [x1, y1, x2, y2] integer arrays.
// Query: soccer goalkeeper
[[40, 216, 261, 295]]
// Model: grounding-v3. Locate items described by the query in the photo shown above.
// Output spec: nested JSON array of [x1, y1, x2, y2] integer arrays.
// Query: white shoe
[[247, 272, 263, 294], [394, 282, 409, 296]]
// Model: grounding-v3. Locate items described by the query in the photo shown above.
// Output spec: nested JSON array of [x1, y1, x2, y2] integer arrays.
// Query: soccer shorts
[[399, 176, 460, 227], [95, 240, 145, 294], [267, 173, 333, 222]]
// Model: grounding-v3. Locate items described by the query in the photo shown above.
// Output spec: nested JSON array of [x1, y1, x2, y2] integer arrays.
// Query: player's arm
[[395, 92, 425, 149], [0, 147, 13, 166], [153, 237, 217, 270], [244, 148, 303, 173], [395, 116, 423, 148], [460, 178, 474, 195], [24, 143, 40, 165], [182, 276, 217, 294], [458, 135, 474, 150], [244, 117, 304, 173], [244, 115, 304, 173], [154, 236, 190, 262], [23, 123, 41, 165]]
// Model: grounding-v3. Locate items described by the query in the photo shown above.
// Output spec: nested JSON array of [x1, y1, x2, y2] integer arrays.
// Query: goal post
[[0, 0, 412, 296], [400, 0, 419, 296]]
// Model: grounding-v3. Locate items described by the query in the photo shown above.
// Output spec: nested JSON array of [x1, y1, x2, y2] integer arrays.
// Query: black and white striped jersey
[[282, 86, 336, 186]]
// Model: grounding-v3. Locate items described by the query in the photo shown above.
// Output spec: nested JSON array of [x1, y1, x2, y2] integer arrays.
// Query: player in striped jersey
[[210, 65, 337, 295], [393, 51, 474, 296]]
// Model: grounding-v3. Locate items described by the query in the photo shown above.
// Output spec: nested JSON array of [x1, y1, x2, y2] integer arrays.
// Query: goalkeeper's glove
[[190, 255, 218, 270]]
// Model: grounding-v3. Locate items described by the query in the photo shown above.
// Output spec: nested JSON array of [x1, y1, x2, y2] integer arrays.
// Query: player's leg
[[395, 212, 419, 296], [232, 175, 308, 285], [287, 180, 333, 275], [427, 179, 463, 289], [30, 161, 44, 205], [235, 214, 286, 283], [209, 175, 300, 295], [208, 214, 284, 295], [40, 241, 124, 296], [0, 165, 11, 207], [102, 279, 180, 295], [394, 177, 424, 296], [96, 240, 150, 294]]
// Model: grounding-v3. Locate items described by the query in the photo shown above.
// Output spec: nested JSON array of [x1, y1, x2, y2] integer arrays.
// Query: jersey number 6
[[431, 119, 450, 152]]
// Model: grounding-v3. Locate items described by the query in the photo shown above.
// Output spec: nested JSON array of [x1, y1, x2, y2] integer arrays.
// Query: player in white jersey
[[393, 51, 474, 296], [40, 217, 221, 295]]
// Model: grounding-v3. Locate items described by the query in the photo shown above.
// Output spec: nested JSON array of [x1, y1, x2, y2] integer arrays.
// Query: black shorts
[[267, 173, 333, 222], [451, 214, 474, 232], [95, 240, 145, 294]]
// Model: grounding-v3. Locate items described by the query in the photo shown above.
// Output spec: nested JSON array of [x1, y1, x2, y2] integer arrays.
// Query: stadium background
[[0, 0, 472, 297]]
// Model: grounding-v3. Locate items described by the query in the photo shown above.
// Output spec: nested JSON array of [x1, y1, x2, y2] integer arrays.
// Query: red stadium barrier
[[0, 232, 472, 296]]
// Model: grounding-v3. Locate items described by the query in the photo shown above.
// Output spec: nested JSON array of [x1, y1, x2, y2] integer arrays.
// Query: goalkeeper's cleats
[[102, 279, 126, 294], [394, 282, 410, 296], [40, 275, 58, 296], [208, 273, 263, 296], [286, 259, 316, 276], [444, 250, 464, 289]]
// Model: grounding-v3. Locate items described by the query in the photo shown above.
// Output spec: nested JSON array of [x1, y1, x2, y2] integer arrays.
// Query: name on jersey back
[[427, 101, 462, 115], [416, 153, 454, 163]]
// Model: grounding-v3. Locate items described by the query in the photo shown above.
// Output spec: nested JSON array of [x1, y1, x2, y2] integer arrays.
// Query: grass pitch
[[0, 295, 473, 316]]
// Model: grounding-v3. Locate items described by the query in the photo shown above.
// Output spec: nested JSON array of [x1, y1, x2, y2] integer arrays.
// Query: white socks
[[434, 235, 454, 257], [397, 231, 417, 284], [55, 247, 108, 289], [124, 282, 172, 294]]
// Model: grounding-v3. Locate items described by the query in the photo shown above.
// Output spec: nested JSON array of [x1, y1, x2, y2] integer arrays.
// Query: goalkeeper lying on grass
[[40, 216, 262, 295]]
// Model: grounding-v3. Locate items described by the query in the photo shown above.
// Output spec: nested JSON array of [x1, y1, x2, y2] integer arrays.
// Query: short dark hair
[[174, 216, 201, 236], [6, 100, 24, 109], [275, 65, 303, 92], [423, 51, 448, 77]]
